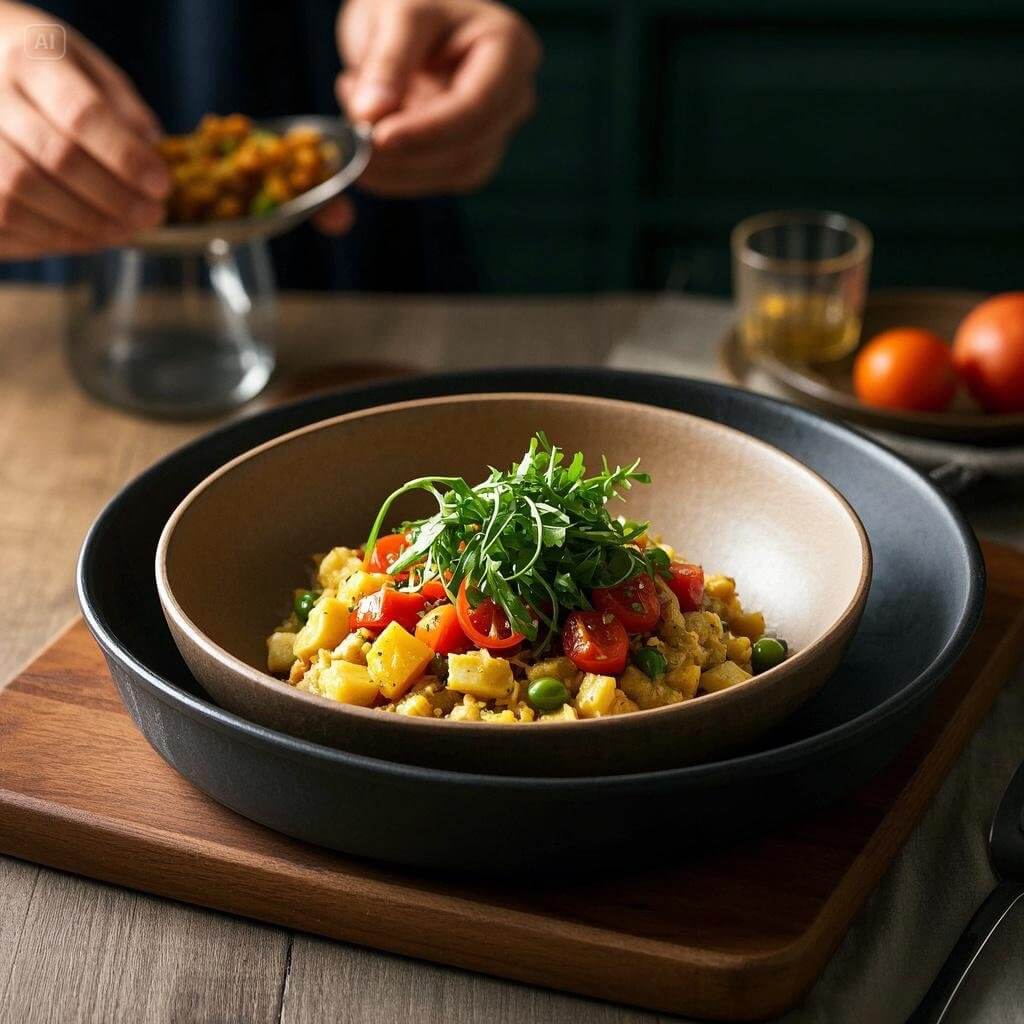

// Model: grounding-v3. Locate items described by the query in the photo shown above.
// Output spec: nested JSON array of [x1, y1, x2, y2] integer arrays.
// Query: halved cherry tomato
[[665, 562, 704, 612], [366, 533, 412, 576], [562, 610, 629, 674], [415, 603, 469, 654], [353, 588, 427, 633], [456, 579, 525, 651], [592, 573, 660, 633]]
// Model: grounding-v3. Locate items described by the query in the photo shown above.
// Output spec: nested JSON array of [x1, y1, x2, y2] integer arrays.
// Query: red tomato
[[415, 604, 469, 654], [352, 589, 427, 633], [456, 579, 524, 651], [853, 328, 958, 412], [366, 533, 412, 576], [417, 579, 449, 602], [562, 610, 629, 675], [591, 573, 660, 633], [666, 562, 704, 611], [953, 293, 1024, 413]]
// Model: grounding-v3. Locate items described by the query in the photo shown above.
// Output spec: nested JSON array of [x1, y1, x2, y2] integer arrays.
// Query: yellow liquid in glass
[[743, 292, 861, 363]]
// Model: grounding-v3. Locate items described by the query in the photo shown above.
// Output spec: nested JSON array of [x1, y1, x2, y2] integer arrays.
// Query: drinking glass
[[66, 239, 277, 419], [732, 211, 872, 364]]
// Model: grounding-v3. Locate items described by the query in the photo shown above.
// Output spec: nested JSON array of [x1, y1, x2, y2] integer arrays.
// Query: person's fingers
[[11, 50, 170, 200], [338, 69, 532, 170], [72, 32, 163, 143], [360, 88, 532, 178], [312, 196, 356, 235], [0, 193, 99, 258], [358, 143, 507, 197], [0, 87, 164, 229], [372, 22, 539, 151], [345, 1, 447, 123], [0, 135, 130, 243], [354, 86, 528, 196], [334, 70, 360, 120]]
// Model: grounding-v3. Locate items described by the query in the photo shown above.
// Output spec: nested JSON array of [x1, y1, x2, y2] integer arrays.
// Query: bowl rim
[[77, 368, 985, 789], [154, 390, 873, 736]]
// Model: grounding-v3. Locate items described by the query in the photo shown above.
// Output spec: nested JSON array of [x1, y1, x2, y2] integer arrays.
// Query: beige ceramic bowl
[[156, 393, 871, 776]]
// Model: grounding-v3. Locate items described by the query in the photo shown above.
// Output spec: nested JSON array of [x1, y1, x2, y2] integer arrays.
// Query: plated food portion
[[157, 392, 868, 774], [266, 434, 787, 723], [158, 113, 340, 224]]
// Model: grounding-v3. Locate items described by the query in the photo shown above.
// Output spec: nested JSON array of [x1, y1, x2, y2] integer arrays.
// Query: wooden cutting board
[[2, 542, 1023, 1022]]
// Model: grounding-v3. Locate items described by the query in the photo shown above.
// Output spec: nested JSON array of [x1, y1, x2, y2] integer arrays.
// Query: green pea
[[527, 676, 569, 712], [294, 590, 318, 624], [634, 646, 667, 678], [250, 190, 278, 217], [752, 637, 787, 674]]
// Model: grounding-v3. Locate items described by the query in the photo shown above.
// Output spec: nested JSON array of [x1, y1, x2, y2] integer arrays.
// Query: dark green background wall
[[461, 1, 1024, 293]]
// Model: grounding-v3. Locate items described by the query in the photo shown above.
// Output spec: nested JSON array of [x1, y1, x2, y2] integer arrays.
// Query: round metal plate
[[132, 116, 371, 254]]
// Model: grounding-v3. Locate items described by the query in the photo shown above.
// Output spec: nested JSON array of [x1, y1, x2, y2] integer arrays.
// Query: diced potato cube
[[701, 660, 753, 693], [367, 622, 434, 700], [729, 610, 765, 640], [704, 574, 736, 602], [338, 570, 391, 609], [575, 673, 617, 718], [293, 597, 351, 661], [266, 631, 297, 674], [396, 692, 432, 717], [665, 663, 700, 699], [317, 546, 363, 589], [314, 660, 379, 707], [447, 649, 516, 701]]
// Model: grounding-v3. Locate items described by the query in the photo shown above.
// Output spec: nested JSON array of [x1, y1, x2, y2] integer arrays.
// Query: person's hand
[[0, 3, 170, 259], [315, 0, 540, 233]]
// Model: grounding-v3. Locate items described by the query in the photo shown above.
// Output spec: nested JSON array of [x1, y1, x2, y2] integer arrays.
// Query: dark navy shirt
[[5, 0, 474, 291]]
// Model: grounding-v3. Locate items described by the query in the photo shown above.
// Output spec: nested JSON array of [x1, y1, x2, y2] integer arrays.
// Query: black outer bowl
[[78, 370, 985, 871]]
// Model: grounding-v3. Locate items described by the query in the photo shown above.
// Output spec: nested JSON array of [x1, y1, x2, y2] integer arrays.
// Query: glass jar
[[732, 210, 872, 364], [66, 239, 277, 418]]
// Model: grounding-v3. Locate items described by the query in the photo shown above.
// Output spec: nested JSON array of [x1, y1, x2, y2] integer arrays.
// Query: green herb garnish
[[364, 433, 663, 650], [250, 190, 278, 216]]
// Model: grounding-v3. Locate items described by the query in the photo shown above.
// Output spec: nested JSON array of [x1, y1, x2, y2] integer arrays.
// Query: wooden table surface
[[0, 285, 1021, 1024]]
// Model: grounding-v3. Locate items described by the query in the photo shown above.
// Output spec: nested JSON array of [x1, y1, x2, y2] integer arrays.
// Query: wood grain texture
[[281, 938, 675, 1024], [0, 870, 290, 1024], [1, 544, 1022, 1021]]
